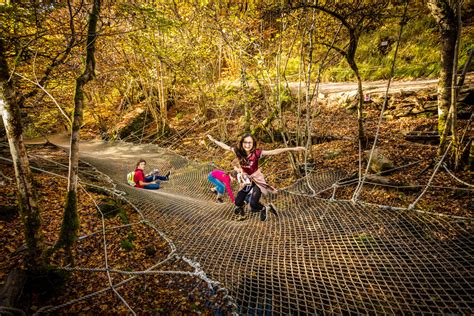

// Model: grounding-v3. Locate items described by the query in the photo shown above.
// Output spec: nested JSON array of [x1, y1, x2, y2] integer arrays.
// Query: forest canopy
[[0, 1, 472, 137]]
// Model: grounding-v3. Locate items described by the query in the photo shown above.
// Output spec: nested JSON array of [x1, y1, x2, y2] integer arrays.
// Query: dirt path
[[284, 72, 474, 95]]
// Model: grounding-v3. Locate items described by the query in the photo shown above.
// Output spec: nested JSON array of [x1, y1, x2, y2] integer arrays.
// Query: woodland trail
[[228, 72, 474, 95]]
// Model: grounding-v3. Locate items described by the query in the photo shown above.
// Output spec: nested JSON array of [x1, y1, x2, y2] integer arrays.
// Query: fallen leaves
[[0, 145, 221, 314]]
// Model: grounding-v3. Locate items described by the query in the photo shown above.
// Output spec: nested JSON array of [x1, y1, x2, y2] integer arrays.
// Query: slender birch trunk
[[240, 51, 251, 133], [57, 0, 100, 264], [159, 60, 168, 135], [0, 37, 45, 269], [449, 1, 461, 169]]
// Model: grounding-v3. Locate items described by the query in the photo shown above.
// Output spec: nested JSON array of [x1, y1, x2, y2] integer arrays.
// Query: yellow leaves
[[99, 304, 109, 311], [5, 244, 16, 253]]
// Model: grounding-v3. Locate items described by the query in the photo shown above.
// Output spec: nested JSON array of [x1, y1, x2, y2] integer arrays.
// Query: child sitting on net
[[132, 159, 171, 190], [208, 169, 238, 203]]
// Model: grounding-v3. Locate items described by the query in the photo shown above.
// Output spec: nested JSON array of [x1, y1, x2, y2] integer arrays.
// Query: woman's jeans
[[235, 183, 263, 211], [143, 175, 166, 190], [208, 173, 225, 194]]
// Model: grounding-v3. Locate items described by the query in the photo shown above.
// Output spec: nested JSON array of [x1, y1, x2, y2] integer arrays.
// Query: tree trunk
[[289, 3, 368, 146], [0, 268, 27, 309], [0, 38, 46, 270], [296, 16, 306, 149], [427, 0, 458, 155], [240, 55, 251, 133], [355, 67, 366, 146], [345, 34, 366, 146], [57, 0, 100, 264], [276, 11, 300, 177], [450, 0, 461, 170], [437, 28, 457, 152], [304, 8, 316, 160], [158, 60, 169, 135]]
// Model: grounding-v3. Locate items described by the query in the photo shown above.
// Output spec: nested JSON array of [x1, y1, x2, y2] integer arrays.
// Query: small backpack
[[127, 171, 136, 186]]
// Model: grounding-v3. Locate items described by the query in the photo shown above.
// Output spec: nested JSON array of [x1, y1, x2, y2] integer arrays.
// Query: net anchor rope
[[408, 141, 453, 210], [442, 163, 474, 187], [77, 220, 147, 240], [329, 183, 338, 201], [352, 0, 408, 202]]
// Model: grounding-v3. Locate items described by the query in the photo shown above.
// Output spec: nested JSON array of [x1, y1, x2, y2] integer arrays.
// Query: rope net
[[54, 138, 473, 314]]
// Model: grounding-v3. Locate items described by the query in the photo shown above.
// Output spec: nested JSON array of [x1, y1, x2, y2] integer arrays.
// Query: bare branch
[[14, 72, 72, 126]]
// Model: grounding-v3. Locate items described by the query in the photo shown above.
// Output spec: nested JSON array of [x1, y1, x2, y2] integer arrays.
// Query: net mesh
[[61, 139, 473, 314]]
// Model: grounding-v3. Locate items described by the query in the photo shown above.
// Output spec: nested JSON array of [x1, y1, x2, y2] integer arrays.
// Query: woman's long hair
[[235, 133, 257, 166], [136, 159, 146, 168]]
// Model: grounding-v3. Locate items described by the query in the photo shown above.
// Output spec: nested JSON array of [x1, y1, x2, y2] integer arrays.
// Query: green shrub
[[120, 238, 134, 251]]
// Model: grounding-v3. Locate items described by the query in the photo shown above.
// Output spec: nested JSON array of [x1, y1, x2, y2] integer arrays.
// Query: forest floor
[[0, 145, 225, 314], [0, 89, 473, 314]]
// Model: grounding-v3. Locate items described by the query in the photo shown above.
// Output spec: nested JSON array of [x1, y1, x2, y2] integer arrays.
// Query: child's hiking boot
[[260, 206, 267, 221], [234, 206, 244, 215], [234, 206, 246, 220], [268, 203, 278, 217], [216, 194, 224, 203], [210, 187, 217, 194]]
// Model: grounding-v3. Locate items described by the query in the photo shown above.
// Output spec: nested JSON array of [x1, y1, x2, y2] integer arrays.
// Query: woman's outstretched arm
[[207, 134, 233, 152], [261, 146, 306, 156]]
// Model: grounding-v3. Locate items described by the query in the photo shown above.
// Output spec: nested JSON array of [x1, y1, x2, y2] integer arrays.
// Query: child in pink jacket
[[208, 170, 237, 203]]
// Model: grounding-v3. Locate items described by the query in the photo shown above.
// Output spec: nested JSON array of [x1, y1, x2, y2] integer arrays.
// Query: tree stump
[[0, 268, 27, 310]]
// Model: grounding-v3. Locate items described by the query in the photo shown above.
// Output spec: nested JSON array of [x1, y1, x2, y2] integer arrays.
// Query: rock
[[365, 149, 394, 174], [326, 91, 358, 108], [404, 131, 439, 145], [365, 174, 391, 185]]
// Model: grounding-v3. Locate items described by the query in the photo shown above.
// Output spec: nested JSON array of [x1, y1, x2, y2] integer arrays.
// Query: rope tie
[[408, 142, 452, 210], [329, 183, 338, 201]]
